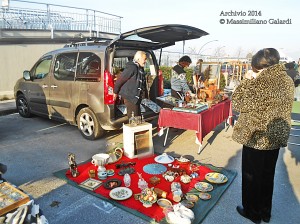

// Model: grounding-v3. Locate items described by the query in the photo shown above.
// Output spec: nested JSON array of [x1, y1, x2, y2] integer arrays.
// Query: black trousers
[[124, 99, 141, 120], [242, 145, 279, 220]]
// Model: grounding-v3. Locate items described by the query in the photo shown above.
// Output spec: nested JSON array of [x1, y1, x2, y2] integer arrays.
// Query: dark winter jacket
[[232, 64, 294, 150], [286, 69, 300, 87], [113, 61, 146, 104]]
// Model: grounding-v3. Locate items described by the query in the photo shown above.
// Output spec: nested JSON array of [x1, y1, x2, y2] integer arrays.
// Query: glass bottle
[[141, 115, 145, 123], [129, 111, 137, 126]]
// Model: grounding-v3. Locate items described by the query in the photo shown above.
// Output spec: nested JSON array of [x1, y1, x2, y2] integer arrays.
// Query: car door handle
[[50, 85, 58, 89], [42, 84, 48, 88]]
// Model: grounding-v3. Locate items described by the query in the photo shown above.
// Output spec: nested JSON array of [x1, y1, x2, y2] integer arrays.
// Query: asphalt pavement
[[0, 99, 16, 116], [0, 99, 299, 224]]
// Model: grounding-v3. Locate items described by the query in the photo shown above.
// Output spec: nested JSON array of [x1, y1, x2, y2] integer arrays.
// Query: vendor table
[[158, 99, 232, 153]]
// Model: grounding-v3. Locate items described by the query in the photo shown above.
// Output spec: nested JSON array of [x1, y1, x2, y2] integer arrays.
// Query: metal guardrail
[[0, 1, 122, 34]]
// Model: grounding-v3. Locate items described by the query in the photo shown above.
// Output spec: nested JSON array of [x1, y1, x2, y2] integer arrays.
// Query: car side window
[[76, 52, 101, 81], [32, 56, 52, 79], [54, 52, 78, 81]]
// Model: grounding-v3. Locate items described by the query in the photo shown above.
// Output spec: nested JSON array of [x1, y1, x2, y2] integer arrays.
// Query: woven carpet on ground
[[53, 154, 237, 224]]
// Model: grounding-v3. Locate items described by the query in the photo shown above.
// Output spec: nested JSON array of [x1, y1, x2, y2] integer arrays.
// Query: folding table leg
[[163, 127, 169, 147], [197, 142, 203, 154]]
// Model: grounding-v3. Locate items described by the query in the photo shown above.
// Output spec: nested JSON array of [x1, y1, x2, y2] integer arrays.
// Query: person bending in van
[[113, 51, 147, 119], [171, 56, 192, 99]]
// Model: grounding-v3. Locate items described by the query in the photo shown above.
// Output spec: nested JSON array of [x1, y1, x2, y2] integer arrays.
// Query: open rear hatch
[[111, 24, 209, 120], [109, 24, 209, 50]]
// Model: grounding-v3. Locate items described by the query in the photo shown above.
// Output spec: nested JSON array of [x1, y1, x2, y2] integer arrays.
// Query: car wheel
[[16, 94, 32, 118], [77, 107, 104, 140]]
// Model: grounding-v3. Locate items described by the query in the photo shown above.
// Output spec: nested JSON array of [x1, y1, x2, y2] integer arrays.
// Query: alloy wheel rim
[[79, 112, 95, 136], [18, 98, 28, 115]]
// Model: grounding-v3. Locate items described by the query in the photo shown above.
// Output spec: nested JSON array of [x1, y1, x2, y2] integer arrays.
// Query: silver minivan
[[14, 24, 208, 140]]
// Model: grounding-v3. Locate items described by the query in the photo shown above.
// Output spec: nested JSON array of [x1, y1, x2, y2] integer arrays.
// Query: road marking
[[51, 195, 116, 222], [92, 202, 116, 213], [36, 123, 67, 132]]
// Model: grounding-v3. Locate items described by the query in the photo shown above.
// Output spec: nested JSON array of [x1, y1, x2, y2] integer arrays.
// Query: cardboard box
[[0, 182, 30, 216], [123, 122, 154, 159]]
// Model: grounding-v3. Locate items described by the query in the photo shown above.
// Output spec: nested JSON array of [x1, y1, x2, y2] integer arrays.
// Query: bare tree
[[235, 47, 243, 59], [214, 46, 226, 57]]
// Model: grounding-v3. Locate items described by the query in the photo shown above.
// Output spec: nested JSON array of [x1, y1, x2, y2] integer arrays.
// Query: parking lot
[[0, 110, 299, 223]]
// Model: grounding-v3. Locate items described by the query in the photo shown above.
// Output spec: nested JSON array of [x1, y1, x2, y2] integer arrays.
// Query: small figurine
[[137, 172, 148, 190], [68, 153, 79, 177]]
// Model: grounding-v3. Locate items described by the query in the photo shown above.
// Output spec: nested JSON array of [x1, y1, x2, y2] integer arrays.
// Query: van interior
[[111, 49, 160, 119]]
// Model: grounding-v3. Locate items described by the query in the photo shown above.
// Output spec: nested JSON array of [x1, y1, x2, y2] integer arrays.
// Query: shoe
[[236, 206, 261, 224], [262, 216, 270, 223]]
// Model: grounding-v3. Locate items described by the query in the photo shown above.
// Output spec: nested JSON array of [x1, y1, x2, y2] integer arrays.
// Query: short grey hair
[[133, 51, 147, 62]]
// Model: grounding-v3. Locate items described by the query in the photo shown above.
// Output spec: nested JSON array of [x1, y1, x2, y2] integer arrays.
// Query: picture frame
[[0, 182, 30, 216], [200, 62, 222, 89], [79, 178, 102, 191]]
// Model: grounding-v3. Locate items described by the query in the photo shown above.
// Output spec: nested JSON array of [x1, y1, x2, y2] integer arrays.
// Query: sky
[[9, 0, 300, 61]]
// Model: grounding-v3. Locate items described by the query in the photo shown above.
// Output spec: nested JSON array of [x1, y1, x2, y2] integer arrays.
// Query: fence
[[0, 0, 122, 34]]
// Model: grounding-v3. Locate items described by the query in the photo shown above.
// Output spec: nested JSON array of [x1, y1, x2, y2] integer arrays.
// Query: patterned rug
[[54, 154, 237, 224]]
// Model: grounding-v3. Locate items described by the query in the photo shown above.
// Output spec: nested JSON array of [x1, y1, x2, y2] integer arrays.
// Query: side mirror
[[23, 71, 31, 81]]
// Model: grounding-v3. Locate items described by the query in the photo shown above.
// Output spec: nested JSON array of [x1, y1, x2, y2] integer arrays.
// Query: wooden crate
[[0, 182, 30, 216]]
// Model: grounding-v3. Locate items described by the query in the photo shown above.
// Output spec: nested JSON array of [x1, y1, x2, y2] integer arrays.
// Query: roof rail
[[64, 37, 111, 48]]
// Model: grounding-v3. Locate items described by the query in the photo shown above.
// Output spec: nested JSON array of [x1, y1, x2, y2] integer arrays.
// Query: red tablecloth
[[158, 99, 232, 144], [66, 154, 213, 222]]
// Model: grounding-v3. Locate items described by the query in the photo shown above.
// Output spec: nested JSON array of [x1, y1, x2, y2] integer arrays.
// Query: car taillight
[[104, 70, 114, 104], [158, 69, 164, 96]]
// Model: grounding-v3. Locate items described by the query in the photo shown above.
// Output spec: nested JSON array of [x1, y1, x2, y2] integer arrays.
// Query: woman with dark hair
[[232, 48, 294, 223]]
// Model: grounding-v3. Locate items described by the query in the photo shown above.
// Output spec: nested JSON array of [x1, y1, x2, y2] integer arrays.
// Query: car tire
[[77, 107, 104, 140], [16, 94, 32, 118]]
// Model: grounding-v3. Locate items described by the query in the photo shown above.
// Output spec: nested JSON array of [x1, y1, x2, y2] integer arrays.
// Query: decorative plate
[[186, 194, 199, 203], [109, 187, 132, 200], [198, 192, 211, 200], [143, 163, 167, 175], [205, 172, 228, 184], [157, 198, 172, 209], [180, 200, 194, 209], [103, 178, 121, 189], [154, 153, 174, 164], [195, 182, 213, 192]]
